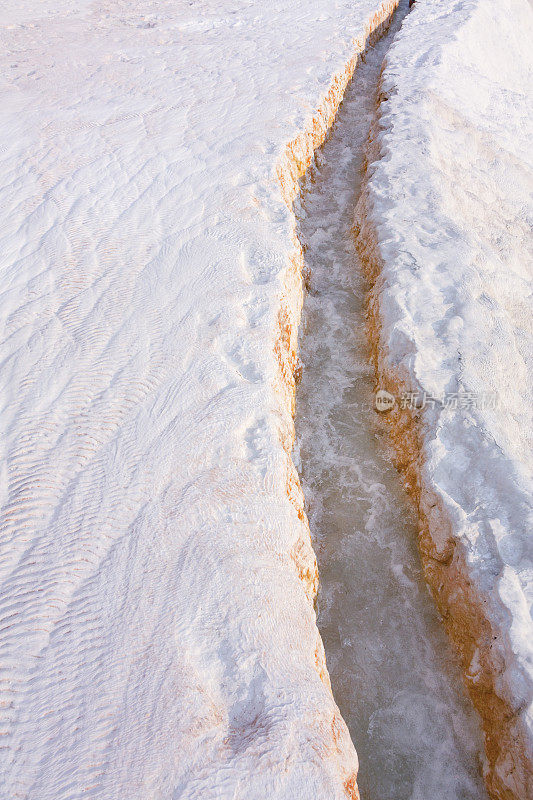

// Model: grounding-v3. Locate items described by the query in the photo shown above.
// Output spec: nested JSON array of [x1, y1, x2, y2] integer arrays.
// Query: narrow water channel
[[293, 3, 489, 798]]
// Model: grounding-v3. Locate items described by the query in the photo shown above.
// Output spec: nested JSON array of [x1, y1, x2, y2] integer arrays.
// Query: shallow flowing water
[[294, 4, 489, 798]]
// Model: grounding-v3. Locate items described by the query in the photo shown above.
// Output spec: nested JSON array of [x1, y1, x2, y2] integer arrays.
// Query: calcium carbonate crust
[[355, 0, 533, 798], [0, 1, 402, 797]]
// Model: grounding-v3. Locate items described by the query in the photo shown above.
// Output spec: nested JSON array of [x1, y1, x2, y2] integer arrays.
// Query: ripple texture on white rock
[[0, 1, 403, 798]]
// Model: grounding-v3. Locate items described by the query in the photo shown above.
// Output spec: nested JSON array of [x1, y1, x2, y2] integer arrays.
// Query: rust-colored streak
[[344, 773, 361, 800]]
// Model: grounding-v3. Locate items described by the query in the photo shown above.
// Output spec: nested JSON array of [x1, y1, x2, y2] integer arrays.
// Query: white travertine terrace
[[356, 0, 533, 797], [0, 1, 399, 797]]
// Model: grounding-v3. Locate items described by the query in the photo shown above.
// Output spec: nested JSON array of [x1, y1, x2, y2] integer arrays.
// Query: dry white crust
[[0, 1, 400, 798], [356, 0, 533, 797]]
